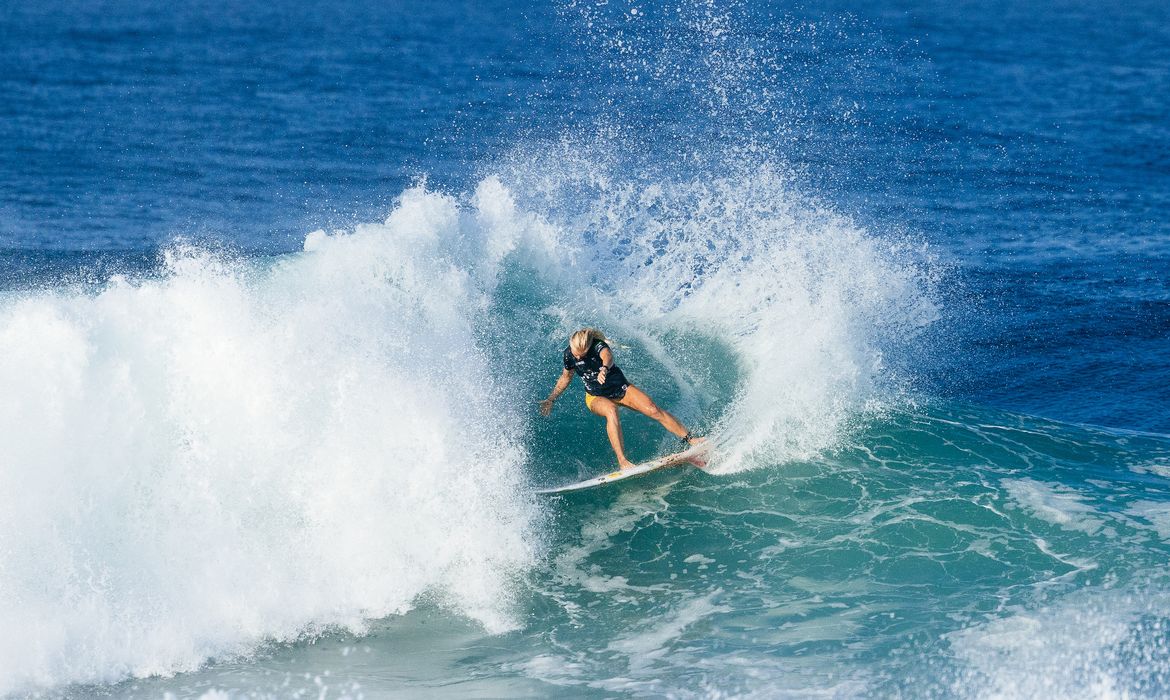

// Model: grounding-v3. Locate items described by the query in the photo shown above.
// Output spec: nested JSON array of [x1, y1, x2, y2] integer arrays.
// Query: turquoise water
[[69, 405, 1170, 698], [2, 0, 1169, 697]]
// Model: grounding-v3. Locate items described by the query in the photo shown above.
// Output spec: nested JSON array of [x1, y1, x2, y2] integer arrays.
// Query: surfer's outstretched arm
[[539, 369, 573, 417]]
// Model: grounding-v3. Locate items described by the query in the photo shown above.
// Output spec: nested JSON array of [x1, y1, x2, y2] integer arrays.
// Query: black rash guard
[[563, 340, 630, 398]]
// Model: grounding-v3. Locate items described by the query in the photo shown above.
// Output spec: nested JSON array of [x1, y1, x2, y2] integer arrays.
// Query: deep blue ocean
[[1, 1, 1168, 698]]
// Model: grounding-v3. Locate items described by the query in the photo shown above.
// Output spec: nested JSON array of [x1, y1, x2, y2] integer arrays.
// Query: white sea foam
[[606, 590, 731, 663], [1003, 478, 1106, 535], [0, 185, 540, 694], [1127, 500, 1170, 540]]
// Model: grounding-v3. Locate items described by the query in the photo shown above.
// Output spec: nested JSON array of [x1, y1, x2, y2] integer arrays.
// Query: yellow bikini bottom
[[585, 386, 628, 410]]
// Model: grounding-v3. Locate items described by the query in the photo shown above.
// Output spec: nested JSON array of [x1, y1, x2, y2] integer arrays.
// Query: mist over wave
[[490, 152, 940, 471]]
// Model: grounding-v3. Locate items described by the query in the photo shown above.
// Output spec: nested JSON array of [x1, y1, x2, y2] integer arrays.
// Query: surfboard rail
[[535, 442, 710, 495]]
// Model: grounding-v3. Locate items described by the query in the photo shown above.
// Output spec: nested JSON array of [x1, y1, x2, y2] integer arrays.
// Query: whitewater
[[0, 161, 942, 694]]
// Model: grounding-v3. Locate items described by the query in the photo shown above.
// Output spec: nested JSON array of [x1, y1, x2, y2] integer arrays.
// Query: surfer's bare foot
[[618, 459, 636, 470], [687, 435, 707, 446]]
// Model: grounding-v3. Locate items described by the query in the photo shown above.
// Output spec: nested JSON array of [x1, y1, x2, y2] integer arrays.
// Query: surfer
[[539, 328, 703, 470]]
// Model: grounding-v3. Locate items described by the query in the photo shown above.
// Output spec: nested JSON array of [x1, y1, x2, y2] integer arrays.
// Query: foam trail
[[944, 583, 1170, 699], [0, 186, 539, 694]]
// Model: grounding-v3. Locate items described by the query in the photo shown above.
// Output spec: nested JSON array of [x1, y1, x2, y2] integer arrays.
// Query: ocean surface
[[1, 0, 1168, 697]]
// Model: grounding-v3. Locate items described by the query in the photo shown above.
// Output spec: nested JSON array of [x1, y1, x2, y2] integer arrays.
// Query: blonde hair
[[569, 328, 608, 355]]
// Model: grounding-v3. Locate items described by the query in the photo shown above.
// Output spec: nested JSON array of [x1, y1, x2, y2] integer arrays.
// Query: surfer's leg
[[618, 386, 703, 444], [587, 395, 635, 469]]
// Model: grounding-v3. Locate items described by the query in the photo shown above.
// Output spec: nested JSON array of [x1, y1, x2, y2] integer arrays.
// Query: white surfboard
[[535, 443, 710, 495]]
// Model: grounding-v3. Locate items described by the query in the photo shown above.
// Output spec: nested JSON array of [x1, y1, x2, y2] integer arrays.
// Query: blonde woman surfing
[[539, 328, 704, 470]]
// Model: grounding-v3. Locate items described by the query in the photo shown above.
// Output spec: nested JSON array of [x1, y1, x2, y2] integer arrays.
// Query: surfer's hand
[[539, 398, 554, 417], [598, 366, 608, 384]]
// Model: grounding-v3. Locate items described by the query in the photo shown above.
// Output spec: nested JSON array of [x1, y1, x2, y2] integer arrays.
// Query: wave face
[[488, 154, 941, 472], [0, 162, 935, 693]]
